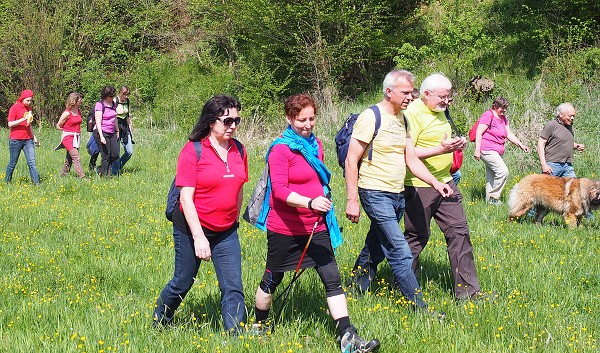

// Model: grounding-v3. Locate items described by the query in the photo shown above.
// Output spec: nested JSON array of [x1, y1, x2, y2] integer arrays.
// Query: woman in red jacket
[[5, 89, 40, 184], [56, 92, 86, 178]]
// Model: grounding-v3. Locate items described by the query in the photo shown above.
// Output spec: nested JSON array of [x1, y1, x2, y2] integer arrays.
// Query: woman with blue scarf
[[252, 94, 380, 353]]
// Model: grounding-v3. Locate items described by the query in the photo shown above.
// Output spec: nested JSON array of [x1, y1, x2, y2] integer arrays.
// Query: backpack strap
[[444, 109, 462, 137], [367, 105, 381, 161], [231, 138, 245, 159], [192, 140, 202, 160]]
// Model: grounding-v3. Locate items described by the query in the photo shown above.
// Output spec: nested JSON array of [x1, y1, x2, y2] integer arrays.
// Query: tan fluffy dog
[[508, 174, 600, 228]]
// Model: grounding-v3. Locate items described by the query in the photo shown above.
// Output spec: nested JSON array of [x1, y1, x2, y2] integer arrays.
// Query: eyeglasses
[[430, 92, 451, 101], [218, 116, 241, 127]]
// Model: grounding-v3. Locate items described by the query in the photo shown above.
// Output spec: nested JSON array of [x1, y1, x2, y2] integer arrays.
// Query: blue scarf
[[255, 126, 343, 250]]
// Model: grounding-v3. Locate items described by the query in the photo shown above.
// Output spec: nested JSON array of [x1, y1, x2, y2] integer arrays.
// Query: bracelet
[[307, 198, 314, 211]]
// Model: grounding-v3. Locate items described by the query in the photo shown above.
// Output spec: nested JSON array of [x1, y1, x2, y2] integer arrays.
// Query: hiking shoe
[[467, 291, 499, 302], [487, 197, 502, 206], [249, 322, 271, 336], [340, 330, 380, 353], [427, 309, 446, 321]]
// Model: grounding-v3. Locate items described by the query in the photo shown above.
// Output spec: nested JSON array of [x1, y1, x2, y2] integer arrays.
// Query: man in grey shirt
[[537, 102, 585, 177]]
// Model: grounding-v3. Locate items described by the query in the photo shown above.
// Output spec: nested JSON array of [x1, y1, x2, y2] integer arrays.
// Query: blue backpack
[[334, 105, 381, 175], [165, 139, 245, 222]]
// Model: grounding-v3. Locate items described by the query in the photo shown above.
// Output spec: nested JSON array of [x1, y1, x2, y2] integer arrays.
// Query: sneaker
[[427, 309, 446, 321], [249, 322, 271, 336], [487, 197, 502, 206], [469, 291, 499, 302], [340, 329, 380, 353]]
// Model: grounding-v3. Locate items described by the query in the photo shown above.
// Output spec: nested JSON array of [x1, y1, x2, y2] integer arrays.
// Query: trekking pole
[[273, 214, 321, 327]]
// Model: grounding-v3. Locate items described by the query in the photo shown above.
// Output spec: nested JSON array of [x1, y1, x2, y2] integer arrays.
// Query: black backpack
[[86, 101, 115, 132], [165, 139, 245, 222], [334, 105, 381, 175]]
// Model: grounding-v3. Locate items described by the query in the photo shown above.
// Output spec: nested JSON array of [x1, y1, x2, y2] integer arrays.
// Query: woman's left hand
[[309, 195, 332, 213], [193, 236, 211, 261], [521, 145, 530, 153]]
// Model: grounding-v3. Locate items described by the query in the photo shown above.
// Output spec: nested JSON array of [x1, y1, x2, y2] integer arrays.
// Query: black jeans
[[93, 130, 119, 176]]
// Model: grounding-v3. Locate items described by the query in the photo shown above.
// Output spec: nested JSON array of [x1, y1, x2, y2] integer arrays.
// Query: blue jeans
[[154, 224, 246, 332], [451, 169, 462, 185], [352, 189, 425, 307], [547, 162, 576, 177], [5, 139, 40, 184], [111, 131, 134, 175]]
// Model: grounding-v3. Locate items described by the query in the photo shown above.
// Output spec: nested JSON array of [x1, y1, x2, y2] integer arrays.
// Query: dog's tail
[[507, 181, 521, 217]]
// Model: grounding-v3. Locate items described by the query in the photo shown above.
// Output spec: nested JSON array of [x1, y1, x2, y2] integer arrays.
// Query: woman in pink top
[[92, 85, 119, 176], [56, 92, 86, 178], [252, 94, 379, 352], [474, 96, 530, 204]]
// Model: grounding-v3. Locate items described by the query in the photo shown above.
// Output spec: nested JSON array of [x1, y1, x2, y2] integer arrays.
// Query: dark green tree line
[[1, 0, 597, 127]]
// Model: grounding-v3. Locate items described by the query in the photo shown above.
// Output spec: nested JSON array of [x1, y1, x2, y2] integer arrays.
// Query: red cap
[[17, 89, 34, 102]]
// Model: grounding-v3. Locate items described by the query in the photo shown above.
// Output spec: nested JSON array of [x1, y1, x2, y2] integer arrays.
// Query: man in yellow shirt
[[403, 73, 485, 300], [345, 69, 452, 310]]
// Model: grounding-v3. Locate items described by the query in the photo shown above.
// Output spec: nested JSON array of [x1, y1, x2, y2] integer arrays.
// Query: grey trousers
[[480, 150, 509, 200]]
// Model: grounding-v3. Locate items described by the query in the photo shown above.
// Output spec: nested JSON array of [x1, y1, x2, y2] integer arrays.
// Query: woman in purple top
[[474, 96, 530, 204], [92, 85, 119, 176]]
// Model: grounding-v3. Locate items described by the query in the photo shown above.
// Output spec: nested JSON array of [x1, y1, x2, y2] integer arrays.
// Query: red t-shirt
[[61, 109, 83, 150], [266, 141, 327, 236], [176, 138, 248, 232], [8, 102, 34, 140], [62, 109, 82, 133]]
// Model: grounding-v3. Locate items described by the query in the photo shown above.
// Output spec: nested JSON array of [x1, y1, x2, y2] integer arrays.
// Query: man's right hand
[[345, 199, 361, 223], [541, 163, 553, 174]]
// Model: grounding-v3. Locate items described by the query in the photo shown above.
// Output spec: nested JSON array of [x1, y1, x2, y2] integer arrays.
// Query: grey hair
[[556, 102, 575, 117], [420, 73, 452, 95], [382, 69, 416, 95]]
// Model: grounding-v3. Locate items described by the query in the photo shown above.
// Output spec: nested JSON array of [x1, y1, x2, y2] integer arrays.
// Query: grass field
[[0, 117, 598, 353]]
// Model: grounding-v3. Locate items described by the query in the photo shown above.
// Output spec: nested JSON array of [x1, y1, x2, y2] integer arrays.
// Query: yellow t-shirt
[[351, 104, 407, 193], [403, 99, 453, 187]]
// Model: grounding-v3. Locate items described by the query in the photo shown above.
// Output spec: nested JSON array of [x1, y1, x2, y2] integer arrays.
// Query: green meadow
[[0, 109, 598, 353]]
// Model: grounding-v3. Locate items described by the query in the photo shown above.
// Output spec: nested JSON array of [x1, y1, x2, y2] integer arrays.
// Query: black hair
[[100, 85, 117, 100], [189, 95, 242, 140]]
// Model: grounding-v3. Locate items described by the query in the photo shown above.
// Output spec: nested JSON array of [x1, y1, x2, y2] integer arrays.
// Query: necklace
[[209, 137, 230, 162]]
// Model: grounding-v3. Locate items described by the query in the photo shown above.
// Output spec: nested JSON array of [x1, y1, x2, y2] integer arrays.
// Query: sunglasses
[[218, 116, 241, 127]]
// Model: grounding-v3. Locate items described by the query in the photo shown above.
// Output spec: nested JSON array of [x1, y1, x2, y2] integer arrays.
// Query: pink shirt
[[176, 138, 248, 232], [266, 141, 327, 236], [94, 101, 117, 133], [479, 110, 509, 155]]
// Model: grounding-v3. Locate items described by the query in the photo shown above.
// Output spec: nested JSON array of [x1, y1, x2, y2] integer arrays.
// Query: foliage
[[0, 0, 598, 133]]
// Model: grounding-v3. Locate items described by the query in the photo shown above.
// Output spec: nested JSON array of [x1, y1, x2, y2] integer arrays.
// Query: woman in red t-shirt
[[154, 95, 248, 334], [56, 92, 86, 178], [4, 89, 40, 184]]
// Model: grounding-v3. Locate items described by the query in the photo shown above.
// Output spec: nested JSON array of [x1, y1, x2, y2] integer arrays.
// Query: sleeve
[[479, 110, 493, 125], [268, 144, 293, 202], [94, 102, 103, 112], [175, 143, 198, 188], [540, 121, 553, 140], [351, 109, 376, 143], [7, 105, 19, 122]]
